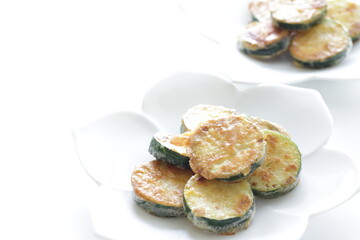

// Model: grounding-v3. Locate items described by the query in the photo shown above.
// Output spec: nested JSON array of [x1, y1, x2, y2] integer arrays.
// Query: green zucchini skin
[[183, 175, 256, 235], [134, 193, 185, 217], [180, 123, 188, 134], [270, 0, 327, 30], [292, 45, 351, 68], [247, 130, 301, 198], [183, 199, 255, 234], [238, 21, 291, 59], [239, 36, 291, 58], [352, 34, 360, 42], [273, 11, 326, 30], [251, 177, 300, 198], [148, 133, 190, 169], [215, 157, 264, 182], [131, 160, 194, 218]]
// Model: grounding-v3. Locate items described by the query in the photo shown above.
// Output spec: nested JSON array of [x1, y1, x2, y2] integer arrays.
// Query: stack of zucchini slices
[[238, 0, 360, 68], [131, 104, 302, 235]]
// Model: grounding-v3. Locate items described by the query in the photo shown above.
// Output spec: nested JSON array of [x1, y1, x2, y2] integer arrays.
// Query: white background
[[0, 0, 359, 239]]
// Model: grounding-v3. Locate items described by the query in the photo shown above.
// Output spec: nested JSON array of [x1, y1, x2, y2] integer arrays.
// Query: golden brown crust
[[246, 116, 290, 137], [131, 160, 194, 207], [327, 0, 360, 39], [247, 130, 301, 192], [248, 0, 272, 22], [188, 115, 266, 180], [289, 19, 351, 61], [181, 104, 237, 132], [240, 21, 290, 51], [184, 174, 254, 219], [155, 132, 191, 155], [169, 132, 192, 147], [270, 0, 327, 24]]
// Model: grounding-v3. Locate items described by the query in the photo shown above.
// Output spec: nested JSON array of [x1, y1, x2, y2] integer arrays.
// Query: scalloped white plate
[[178, 0, 360, 84], [73, 72, 360, 240]]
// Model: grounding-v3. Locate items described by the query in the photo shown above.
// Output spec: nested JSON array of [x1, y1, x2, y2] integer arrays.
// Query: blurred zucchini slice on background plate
[[183, 175, 255, 235], [247, 130, 301, 198], [149, 132, 191, 168], [188, 115, 266, 182], [180, 104, 237, 133], [327, 0, 360, 41], [248, 0, 272, 22], [289, 18, 352, 68], [270, 0, 327, 30], [131, 160, 194, 217], [238, 21, 291, 59]]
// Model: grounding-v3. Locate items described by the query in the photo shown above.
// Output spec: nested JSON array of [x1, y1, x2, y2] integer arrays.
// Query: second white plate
[[179, 0, 360, 84]]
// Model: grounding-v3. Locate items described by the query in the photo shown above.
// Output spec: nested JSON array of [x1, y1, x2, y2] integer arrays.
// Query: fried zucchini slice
[[180, 104, 237, 133], [270, 0, 327, 30], [238, 21, 291, 59], [149, 132, 191, 168], [246, 115, 290, 137], [247, 130, 301, 198], [289, 18, 352, 68], [131, 160, 194, 217], [188, 115, 266, 181], [183, 175, 255, 235], [327, 0, 360, 41], [249, 0, 272, 22]]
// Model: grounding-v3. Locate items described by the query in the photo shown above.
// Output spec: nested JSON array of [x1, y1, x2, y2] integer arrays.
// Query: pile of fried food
[[131, 104, 302, 235], [238, 0, 360, 68]]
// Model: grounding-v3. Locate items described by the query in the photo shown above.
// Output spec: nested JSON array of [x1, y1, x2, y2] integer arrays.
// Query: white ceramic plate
[[73, 72, 360, 240], [178, 0, 360, 84]]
